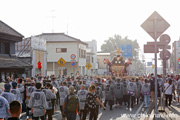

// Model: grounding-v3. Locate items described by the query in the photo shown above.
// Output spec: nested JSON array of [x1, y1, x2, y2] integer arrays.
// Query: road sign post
[[57, 57, 66, 67], [70, 54, 76, 60], [70, 54, 76, 77], [141, 11, 170, 119], [85, 63, 92, 70]]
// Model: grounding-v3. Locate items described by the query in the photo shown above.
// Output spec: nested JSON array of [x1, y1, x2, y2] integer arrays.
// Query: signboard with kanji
[[57, 57, 66, 67], [85, 63, 92, 70], [118, 44, 132, 58], [147, 62, 152, 66]]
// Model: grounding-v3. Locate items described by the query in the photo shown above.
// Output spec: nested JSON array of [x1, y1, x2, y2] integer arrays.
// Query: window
[[79, 48, 81, 57], [84, 50, 86, 58], [86, 56, 90, 62], [56, 48, 67, 53], [81, 49, 83, 57], [79, 48, 86, 58], [0, 42, 10, 54], [92, 57, 94, 63]]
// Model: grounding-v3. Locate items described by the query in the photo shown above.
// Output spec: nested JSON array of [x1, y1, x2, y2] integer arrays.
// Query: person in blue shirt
[[1, 83, 15, 104], [0, 96, 9, 120]]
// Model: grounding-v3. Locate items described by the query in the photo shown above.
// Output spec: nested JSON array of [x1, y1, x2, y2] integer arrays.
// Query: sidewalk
[[147, 100, 180, 120]]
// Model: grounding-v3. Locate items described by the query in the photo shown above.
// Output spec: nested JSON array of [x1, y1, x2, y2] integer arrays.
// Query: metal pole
[[162, 48, 165, 111], [154, 17, 158, 119], [163, 59, 166, 111], [73, 67, 75, 78]]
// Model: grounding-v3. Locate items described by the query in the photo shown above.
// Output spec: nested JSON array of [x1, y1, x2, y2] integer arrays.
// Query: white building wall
[[85, 40, 98, 76], [97, 53, 111, 75], [46, 42, 88, 76], [78, 43, 87, 75], [44, 52, 47, 76], [47, 42, 78, 62], [31, 50, 36, 77]]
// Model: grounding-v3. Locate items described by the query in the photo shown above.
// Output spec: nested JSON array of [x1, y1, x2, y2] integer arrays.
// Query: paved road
[[20, 101, 144, 120]]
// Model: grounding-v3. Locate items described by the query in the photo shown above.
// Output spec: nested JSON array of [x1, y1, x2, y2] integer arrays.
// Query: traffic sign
[[178, 65, 180, 69], [144, 44, 159, 53], [141, 11, 170, 40], [71, 62, 76, 67], [57, 57, 66, 67], [141, 11, 170, 117], [70, 54, 76, 60], [178, 57, 180, 62], [152, 64, 155, 69], [147, 42, 171, 48], [146, 42, 171, 50], [85, 63, 92, 70], [160, 50, 171, 61], [159, 34, 171, 45]]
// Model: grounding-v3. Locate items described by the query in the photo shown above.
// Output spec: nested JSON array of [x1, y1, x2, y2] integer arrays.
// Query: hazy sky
[[1, 0, 180, 62]]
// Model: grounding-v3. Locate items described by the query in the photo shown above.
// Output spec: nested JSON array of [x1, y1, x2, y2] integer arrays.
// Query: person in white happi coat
[[77, 85, 88, 120], [58, 82, 68, 119]]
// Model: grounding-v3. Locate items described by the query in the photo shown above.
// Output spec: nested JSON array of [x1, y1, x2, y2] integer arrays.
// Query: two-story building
[[171, 39, 180, 74], [85, 40, 98, 76], [0, 20, 32, 80], [15, 36, 47, 77], [34, 33, 88, 77], [97, 52, 111, 75]]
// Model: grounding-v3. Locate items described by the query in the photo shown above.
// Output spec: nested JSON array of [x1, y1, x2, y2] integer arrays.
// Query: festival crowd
[[0, 73, 180, 120]]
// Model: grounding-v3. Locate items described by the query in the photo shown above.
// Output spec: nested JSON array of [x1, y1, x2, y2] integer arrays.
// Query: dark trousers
[[123, 95, 128, 105], [165, 94, 172, 106], [104, 99, 113, 110], [95, 105, 99, 115], [60, 106, 65, 118], [140, 94, 144, 101], [66, 112, 77, 120], [79, 110, 87, 120], [33, 116, 45, 120], [56, 92, 59, 105], [51, 99, 55, 114], [136, 97, 140, 105], [22, 100, 26, 112], [45, 109, 53, 120], [116, 98, 122, 105], [127, 95, 135, 108], [89, 108, 98, 120], [26, 107, 31, 116]]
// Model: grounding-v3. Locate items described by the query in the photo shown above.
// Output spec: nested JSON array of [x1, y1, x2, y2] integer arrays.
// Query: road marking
[[131, 102, 144, 120]]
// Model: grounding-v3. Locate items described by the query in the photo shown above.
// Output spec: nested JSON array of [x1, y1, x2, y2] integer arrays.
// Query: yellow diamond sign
[[57, 57, 66, 67], [152, 64, 155, 69], [85, 63, 92, 70]]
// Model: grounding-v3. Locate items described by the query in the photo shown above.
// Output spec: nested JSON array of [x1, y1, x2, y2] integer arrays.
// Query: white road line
[[131, 102, 144, 120]]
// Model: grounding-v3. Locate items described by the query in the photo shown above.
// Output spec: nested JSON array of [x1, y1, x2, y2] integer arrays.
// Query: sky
[[1, 0, 180, 63]]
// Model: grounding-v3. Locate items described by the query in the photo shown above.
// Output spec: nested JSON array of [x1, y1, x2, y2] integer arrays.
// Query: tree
[[101, 34, 140, 60]]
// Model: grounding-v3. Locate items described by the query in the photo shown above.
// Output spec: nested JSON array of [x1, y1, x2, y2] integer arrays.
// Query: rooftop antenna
[[51, 10, 56, 33]]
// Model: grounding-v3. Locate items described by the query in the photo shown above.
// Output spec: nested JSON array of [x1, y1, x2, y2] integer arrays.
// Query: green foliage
[[101, 34, 140, 59]]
